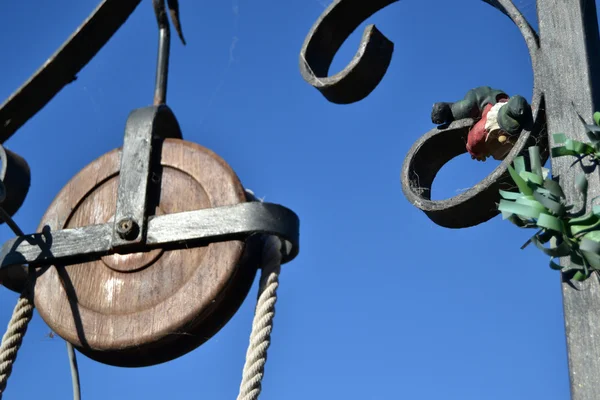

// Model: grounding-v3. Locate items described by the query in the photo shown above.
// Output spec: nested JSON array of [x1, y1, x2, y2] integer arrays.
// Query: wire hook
[[153, 0, 186, 105]]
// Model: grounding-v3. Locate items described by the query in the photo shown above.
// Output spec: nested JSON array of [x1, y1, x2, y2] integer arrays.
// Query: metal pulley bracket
[[0, 106, 299, 289], [0, 0, 300, 370]]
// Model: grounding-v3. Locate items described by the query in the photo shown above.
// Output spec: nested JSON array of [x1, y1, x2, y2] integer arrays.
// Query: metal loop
[[400, 96, 546, 228], [398, 0, 545, 228], [299, 0, 397, 104], [299, 0, 540, 105]]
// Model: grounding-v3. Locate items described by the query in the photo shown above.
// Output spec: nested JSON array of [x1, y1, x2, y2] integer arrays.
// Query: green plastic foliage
[[499, 112, 600, 282]]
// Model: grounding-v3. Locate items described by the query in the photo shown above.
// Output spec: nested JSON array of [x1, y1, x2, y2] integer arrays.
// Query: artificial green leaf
[[552, 147, 581, 158], [513, 156, 526, 175], [537, 213, 564, 232], [533, 191, 565, 216], [538, 230, 555, 243], [585, 123, 600, 136], [569, 210, 598, 226], [549, 259, 564, 270], [531, 235, 571, 257], [582, 251, 600, 269], [543, 178, 565, 198], [566, 138, 595, 154], [498, 200, 542, 219], [508, 165, 533, 196], [571, 220, 600, 238], [578, 110, 600, 131], [498, 113, 600, 284], [571, 271, 589, 281], [553, 133, 567, 144], [582, 231, 600, 245], [529, 146, 543, 178], [515, 196, 546, 211], [499, 190, 523, 200], [507, 214, 536, 228], [576, 173, 588, 195], [520, 171, 544, 186]]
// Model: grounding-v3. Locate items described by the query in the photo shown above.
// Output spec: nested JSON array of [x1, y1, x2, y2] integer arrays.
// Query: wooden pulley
[[17, 106, 300, 368], [0, 4, 298, 369]]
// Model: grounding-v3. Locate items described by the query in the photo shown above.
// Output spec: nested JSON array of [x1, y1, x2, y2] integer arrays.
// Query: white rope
[[236, 235, 282, 400], [0, 286, 79, 400], [0, 290, 34, 398]]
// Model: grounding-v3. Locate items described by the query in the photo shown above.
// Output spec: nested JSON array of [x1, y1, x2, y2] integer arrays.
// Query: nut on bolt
[[116, 217, 139, 240]]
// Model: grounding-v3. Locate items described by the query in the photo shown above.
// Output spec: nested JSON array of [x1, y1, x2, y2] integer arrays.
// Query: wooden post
[[538, 0, 600, 398]]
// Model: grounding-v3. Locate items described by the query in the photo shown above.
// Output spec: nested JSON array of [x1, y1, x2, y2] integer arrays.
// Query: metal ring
[[299, 0, 398, 104], [400, 98, 546, 228]]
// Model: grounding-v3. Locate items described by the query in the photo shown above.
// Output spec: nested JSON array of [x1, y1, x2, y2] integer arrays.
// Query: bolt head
[[116, 218, 138, 240]]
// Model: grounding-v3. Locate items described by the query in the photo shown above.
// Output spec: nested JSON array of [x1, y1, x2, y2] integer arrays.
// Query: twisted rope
[[0, 289, 34, 398], [237, 235, 282, 400]]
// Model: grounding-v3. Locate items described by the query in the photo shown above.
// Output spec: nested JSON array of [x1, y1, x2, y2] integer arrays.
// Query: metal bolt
[[116, 218, 138, 240]]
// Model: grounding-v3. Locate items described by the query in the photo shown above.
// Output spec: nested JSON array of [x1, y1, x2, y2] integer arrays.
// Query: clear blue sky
[[0, 0, 596, 398]]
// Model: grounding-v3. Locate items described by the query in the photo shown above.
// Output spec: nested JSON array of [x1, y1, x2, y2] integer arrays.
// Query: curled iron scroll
[[0, 0, 142, 144], [300, 0, 548, 228], [299, 0, 398, 104]]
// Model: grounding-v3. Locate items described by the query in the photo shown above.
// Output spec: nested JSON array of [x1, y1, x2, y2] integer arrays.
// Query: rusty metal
[[153, 0, 186, 105], [299, 0, 546, 228]]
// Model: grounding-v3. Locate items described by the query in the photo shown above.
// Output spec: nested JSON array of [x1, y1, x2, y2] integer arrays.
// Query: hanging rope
[[236, 235, 283, 400], [66, 342, 81, 400], [0, 288, 34, 398]]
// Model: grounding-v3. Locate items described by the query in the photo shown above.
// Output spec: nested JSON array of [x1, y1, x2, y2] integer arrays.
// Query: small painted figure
[[431, 86, 533, 161]]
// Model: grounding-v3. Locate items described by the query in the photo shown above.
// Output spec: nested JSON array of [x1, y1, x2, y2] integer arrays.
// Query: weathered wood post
[[540, 1, 600, 398], [299, 0, 600, 397]]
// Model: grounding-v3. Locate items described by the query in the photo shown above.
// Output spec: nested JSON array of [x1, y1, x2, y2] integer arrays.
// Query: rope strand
[[237, 236, 282, 400], [0, 290, 34, 398]]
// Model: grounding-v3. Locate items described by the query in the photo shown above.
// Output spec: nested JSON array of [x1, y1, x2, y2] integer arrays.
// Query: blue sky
[[0, 0, 594, 398]]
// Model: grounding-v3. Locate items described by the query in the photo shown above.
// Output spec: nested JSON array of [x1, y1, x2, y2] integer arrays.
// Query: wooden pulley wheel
[[33, 138, 260, 367]]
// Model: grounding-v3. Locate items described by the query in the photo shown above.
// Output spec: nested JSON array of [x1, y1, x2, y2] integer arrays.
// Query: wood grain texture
[[32, 139, 259, 367], [537, 0, 600, 398]]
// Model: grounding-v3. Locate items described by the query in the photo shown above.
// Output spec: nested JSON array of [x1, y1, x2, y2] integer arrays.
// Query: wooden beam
[[537, 0, 600, 398]]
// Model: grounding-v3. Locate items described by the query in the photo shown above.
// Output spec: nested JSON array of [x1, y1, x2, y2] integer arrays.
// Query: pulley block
[[0, 106, 299, 367]]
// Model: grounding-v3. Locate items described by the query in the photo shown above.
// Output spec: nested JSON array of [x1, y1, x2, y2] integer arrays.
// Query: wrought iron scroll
[[0, 0, 142, 144], [299, 0, 548, 228]]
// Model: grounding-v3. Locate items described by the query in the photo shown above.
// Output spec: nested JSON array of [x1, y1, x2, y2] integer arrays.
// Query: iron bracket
[[0, 201, 299, 274]]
